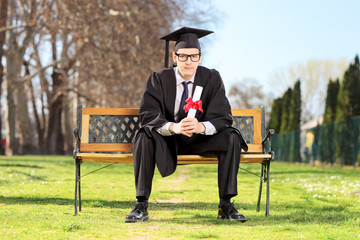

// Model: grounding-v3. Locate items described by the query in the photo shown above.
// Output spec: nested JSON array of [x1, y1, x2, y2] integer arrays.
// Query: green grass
[[1, 155, 360, 239]]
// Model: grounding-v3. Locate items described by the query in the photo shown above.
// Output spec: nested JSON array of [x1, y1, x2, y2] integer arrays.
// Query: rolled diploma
[[187, 86, 203, 118]]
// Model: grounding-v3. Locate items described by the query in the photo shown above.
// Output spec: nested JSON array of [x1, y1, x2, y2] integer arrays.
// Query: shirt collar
[[174, 67, 195, 86]]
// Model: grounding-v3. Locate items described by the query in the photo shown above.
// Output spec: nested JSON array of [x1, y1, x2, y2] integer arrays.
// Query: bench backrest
[[77, 105, 266, 153]]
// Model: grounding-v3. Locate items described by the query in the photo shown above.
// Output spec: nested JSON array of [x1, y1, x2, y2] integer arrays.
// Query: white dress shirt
[[155, 67, 217, 136]]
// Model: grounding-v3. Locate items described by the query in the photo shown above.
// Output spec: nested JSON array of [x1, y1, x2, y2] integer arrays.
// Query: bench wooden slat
[[79, 143, 263, 153], [77, 153, 271, 159], [177, 154, 272, 160], [80, 159, 133, 163], [231, 109, 261, 117], [83, 108, 139, 115], [253, 114, 262, 144], [77, 153, 271, 164], [80, 115, 90, 144], [78, 159, 269, 164], [178, 160, 268, 164], [80, 143, 133, 152], [82, 108, 258, 117]]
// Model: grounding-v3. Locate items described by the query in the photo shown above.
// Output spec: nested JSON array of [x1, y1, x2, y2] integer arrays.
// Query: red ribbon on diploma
[[183, 97, 203, 113]]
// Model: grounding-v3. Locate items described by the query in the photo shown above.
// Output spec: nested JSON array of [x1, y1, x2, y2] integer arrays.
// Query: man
[[125, 27, 248, 223]]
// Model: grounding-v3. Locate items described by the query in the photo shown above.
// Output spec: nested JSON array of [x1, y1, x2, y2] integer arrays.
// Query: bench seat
[[76, 153, 272, 164]]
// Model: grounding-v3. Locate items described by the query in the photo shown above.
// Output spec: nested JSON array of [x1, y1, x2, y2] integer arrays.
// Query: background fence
[[272, 115, 360, 166]]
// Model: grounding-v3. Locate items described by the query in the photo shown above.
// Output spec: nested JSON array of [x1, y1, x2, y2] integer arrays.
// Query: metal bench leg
[[257, 164, 264, 212], [74, 159, 81, 216], [266, 161, 270, 216], [78, 161, 82, 212]]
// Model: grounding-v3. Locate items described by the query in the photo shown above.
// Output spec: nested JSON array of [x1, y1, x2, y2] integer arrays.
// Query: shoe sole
[[218, 215, 247, 222], [125, 216, 149, 223], [230, 217, 247, 222]]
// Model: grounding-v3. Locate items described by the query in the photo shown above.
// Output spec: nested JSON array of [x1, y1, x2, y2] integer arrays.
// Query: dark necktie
[[178, 81, 191, 121]]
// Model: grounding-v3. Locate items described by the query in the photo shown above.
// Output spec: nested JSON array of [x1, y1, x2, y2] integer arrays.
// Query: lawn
[[0, 155, 359, 239]]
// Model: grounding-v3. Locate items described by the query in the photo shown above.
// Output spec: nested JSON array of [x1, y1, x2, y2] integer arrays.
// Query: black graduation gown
[[134, 66, 248, 177]]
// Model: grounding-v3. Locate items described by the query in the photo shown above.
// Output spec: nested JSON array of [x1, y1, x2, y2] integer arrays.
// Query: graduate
[[125, 27, 248, 223]]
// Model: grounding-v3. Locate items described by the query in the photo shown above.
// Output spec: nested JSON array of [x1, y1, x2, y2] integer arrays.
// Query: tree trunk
[[29, 78, 45, 153], [46, 70, 65, 154], [45, 30, 66, 155], [4, 78, 17, 155], [25, 61, 44, 154], [6, 52, 36, 154], [63, 95, 73, 154], [0, 70, 4, 155], [5, 37, 22, 155], [6, 37, 36, 154], [0, 0, 8, 155], [15, 80, 36, 153], [32, 47, 50, 154], [4, 0, 36, 155]]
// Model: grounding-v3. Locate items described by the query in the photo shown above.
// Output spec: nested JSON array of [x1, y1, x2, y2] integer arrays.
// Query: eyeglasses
[[175, 53, 201, 62]]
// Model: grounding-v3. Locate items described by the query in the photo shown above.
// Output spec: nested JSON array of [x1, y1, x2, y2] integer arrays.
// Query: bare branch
[[0, 23, 35, 33], [14, 58, 71, 86]]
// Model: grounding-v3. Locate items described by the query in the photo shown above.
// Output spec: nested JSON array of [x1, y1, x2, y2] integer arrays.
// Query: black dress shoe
[[218, 202, 247, 222], [125, 202, 149, 223]]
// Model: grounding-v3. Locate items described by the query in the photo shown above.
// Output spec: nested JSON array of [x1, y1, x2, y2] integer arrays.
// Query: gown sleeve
[[203, 69, 233, 131], [139, 72, 168, 130]]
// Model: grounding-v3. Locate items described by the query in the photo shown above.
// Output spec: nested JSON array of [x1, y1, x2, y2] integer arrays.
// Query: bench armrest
[[73, 128, 80, 158], [262, 129, 275, 154], [262, 129, 275, 145]]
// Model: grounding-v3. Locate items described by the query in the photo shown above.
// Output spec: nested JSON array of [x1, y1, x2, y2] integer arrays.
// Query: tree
[[323, 79, 340, 124], [3, 0, 38, 155], [276, 88, 292, 162], [228, 79, 274, 123], [1, 0, 217, 154], [271, 81, 301, 162], [268, 97, 282, 134], [318, 78, 340, 165], [334, 55, 360, 166], [0, 0, 8, 155], [336, 55, 360, 121], [228, 79, 267, 109], [288, 80, 301, 131], [288, 80, 301, 162], [279, 88, 292, 133]]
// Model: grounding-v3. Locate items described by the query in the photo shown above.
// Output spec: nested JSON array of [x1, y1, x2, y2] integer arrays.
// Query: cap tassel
[[164, 40, 169, 68]]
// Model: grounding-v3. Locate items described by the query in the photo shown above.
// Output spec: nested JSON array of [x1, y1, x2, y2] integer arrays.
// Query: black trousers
[[133, 129, 242, 200]]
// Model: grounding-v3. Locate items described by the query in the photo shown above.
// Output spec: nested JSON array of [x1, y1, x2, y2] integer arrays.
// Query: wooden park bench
[[73, 105, 275, 216]]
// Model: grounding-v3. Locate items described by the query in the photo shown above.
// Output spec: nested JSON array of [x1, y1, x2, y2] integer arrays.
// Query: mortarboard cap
[[160, 27, 213, 68]]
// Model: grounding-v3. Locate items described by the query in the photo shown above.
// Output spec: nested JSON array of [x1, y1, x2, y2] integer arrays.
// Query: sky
[[200, 0, 360, 96]]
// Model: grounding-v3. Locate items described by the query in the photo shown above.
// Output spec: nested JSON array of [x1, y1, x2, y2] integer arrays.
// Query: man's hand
[[169, 118, 205, 137]]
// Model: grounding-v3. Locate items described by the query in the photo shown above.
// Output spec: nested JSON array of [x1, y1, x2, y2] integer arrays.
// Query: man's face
[[172, 48, 202, 80]]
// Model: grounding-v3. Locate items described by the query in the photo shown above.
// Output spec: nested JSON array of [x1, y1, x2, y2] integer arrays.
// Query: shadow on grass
[[0, 158, 74, 166], [143, 201, 357, 226], [6, 170, 48, 181], [0, 164, 44, 168], [153, 210, 359, 226], [272, 170, 345, 175], [0, 195, 133, 209], [1, 195, 358, 226], [152, 202, 360, 226], [0, 196, 247, 209], [0, 195, 260, 213]]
